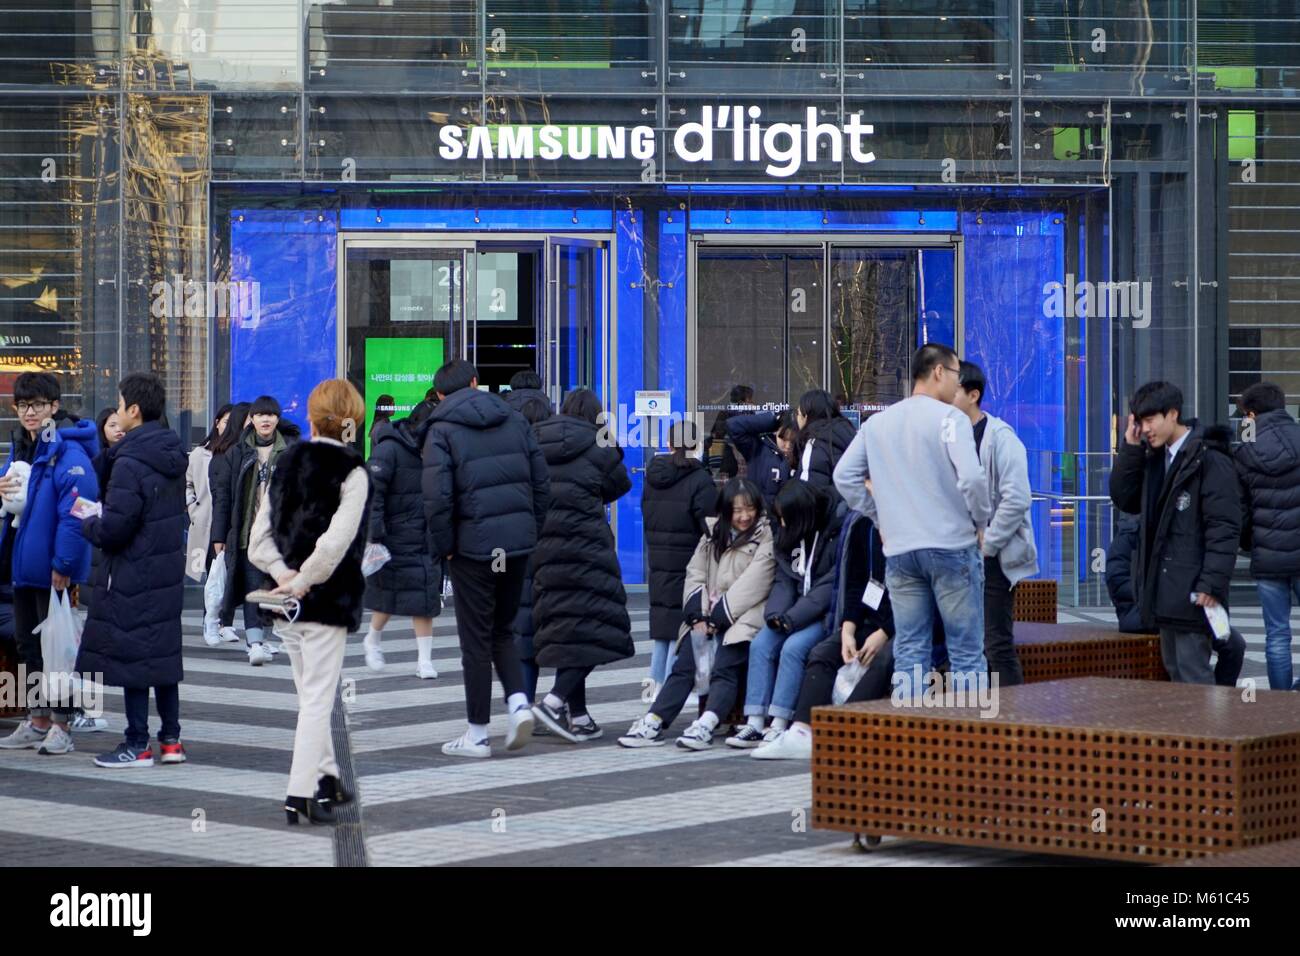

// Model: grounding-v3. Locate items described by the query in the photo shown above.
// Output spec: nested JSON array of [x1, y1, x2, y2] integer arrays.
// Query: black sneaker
[[569, 715, 603, 742], [725, 724, 766, 749], [531, 700, 579, 743]]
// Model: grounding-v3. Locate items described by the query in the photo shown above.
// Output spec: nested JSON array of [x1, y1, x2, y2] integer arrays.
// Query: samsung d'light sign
[[434, 105, 875, 179]]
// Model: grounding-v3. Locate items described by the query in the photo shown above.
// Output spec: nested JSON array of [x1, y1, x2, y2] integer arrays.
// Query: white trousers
[[276, 619, 348, 798]]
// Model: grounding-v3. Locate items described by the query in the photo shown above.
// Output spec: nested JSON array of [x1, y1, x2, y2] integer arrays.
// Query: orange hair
[[307, 378, 365, 441]]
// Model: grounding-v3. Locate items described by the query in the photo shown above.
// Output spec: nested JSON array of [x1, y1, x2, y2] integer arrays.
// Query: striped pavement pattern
[[0, 600, 1291, 867]]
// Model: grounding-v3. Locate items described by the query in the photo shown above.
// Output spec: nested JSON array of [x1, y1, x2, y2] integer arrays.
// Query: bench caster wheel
[[851, 833, 881, 852]]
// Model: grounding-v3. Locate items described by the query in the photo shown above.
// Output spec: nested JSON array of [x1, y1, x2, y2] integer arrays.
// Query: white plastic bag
[[33, 587, 83, 702], [691, 627, 715, 695], [205, 551, 227, 613], [361, 542, 392, 577], [832, 659, 867, 706]]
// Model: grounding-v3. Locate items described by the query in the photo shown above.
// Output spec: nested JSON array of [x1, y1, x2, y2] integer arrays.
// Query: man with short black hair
[[1234, 380, 1300, 690], [1109, 381, 1241, 684], [422, 359, 551, 757], [952, 360, 1037, 686], [503, 368, 550, 416], [833, 343, 992, 701], [0, 372, 99, 755]]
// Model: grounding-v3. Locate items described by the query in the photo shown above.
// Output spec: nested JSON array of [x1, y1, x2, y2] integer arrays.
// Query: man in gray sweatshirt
[[833, 343, 992, 698]]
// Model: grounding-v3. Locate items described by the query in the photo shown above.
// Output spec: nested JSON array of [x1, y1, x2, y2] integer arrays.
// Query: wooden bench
[[1016, 622, 1167, 683], [812, 677, 1300, 862], [1012, 578, 1057, 623]]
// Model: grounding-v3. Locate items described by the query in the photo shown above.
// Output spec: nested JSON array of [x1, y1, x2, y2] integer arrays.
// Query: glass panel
[[127, 0, 302, 90], [345, 246, 462, 454], [486, 0, 656, 94], [830, 247, 916, 416], [306, 94, 485, 181], [844, 0, 1013, 95], [667, 0, 839, 94], [483, 94, 659, 182], [665, 97, 842, 182], [308, 0, 478, 92], [843, 99, 1015, 183], [211, 93, 302, 180], [549, 241, 599, 405], [473, 245, 542, 394], [0, 0, 119, 88], [1199, 2, 1300, 96], [1022, 0, 1192, 96]]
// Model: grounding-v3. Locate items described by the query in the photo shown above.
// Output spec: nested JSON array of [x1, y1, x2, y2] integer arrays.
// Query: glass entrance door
[[545, 237, 607, 409]]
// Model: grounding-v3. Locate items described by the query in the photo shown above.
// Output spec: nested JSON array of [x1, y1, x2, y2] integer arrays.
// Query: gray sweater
[[833, 394, 991, 557]]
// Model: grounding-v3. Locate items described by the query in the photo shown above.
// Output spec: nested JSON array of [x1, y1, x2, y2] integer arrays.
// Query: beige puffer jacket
[[677, 517, 775, 647]]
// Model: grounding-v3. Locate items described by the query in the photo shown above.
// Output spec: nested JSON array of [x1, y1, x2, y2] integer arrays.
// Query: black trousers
[[448, 555, 528, 725], [13, 585, 74, 720], [984, 557, 1024, 687], [793, 631, 895, 725], [650, 634, 747, 727], [237, 550, 270, 636], [551, 665, 594, 716], [123, 684, 181, 749]]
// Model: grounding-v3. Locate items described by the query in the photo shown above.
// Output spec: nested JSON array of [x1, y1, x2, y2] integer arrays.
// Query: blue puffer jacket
[[0, 415, 100, 588]]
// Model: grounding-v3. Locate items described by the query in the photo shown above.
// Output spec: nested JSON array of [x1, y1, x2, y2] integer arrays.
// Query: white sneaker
[[37, 725, 75, 755], [441, 732, 491, 759], [203, 627, 223, 648], [617, 715, 667, 748], [218, 626, 241, 644], [364, 642, 385, 672], [415, 660, 439, 680], [761, 726, 784, 744], [248, 642, 274, 666], [0, 719, 48, 749], [506, 705, 534, 751], [70, 713, 108, 732], [675, 719, 714, 751], [752, 728, 812, 760]]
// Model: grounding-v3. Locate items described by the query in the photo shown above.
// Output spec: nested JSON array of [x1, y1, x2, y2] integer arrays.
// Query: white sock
[[645, 713, 663, 728], [543, 692, 564, 711], [771, 717, 789, 732], [415, 635, 433, 664], [364, 628, 381, 649], [467, 722, 489, 743], [698, 711, 719, 731], [506, 692, 530, 714], [789, 724, 812, 739], [571, 712, 594, 726], [746, 715, 765, 732]]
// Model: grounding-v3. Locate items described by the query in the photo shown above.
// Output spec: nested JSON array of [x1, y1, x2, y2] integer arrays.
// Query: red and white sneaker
[[158, 739, 187, 765]]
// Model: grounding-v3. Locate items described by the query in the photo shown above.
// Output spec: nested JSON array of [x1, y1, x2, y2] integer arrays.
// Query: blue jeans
[[649, 638, 674, 687], [886, 547, 986, 698], [1256, 577, 1300, 690], [744, 622, 825, 720]]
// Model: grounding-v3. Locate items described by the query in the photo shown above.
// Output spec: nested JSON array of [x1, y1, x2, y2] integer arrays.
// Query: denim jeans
[[886, 547, 986, 698], [1256, 577, 1300, 690], [123, 684, 181, 749], [744, 622, 825, 720]]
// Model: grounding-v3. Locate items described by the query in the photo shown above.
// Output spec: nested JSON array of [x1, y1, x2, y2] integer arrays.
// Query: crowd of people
[[0, 341, 1297, 826]]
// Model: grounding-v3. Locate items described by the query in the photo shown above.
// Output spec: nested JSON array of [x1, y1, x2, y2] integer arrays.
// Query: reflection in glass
[[830, 248, 916, 411]]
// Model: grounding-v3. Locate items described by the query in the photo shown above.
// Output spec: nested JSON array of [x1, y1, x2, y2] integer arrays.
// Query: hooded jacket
[[977, 412, 1039, 585], [503, 387, 551, 416], [798, 415, 858, 502], [1234, 407, 1300, 579], [641, 452, 717, 644], [365, 418, 443, 617], [0, 413, 99, 589], [726, 411, 791, 506], [77, 421, 187, 688], [531, 414, 634, 669], [1109, 421, 1242, 630], [421, 386, 550, 561], [764, 498, 848, 632]]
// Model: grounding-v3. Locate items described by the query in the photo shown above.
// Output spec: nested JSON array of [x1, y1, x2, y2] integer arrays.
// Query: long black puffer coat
[[799, 416, 858, 502], [365, 418, 442, 617], [77, 421, 188, 688], [1235, 407, 1300, 579], [532, 415, 634, 669], [641, 452, 717, 644]]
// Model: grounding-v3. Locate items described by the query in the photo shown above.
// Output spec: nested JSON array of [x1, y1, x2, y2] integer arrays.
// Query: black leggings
[[550, 665, 594, 716], [650, 635, 748, 728], [792, 631, 894, 725]]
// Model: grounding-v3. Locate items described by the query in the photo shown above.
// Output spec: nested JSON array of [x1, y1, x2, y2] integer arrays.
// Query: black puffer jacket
[[726, 411, 791, 507], [764, 498, 848, 632], [209, 420, 300, 623], [1235, 407, 1300, 578], [799, 416, 858, 501], [77, 421, 188, 688], [365, 419, 442, 617], [1104, 513, 1148, 633], [642, 453, 717, 643], [504, 387, 551, 415], [1109, 421, 1242, 629], [532, 415, 634, 669], [421, 387, 550, 561]]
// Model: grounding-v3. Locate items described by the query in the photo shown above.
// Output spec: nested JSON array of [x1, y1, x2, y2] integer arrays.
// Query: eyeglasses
[[942, 365, 961, 376], [15, 401, 52, 414]]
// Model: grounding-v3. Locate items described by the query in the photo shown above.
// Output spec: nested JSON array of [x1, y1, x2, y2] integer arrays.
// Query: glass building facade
[[4, 1, 1300, 599]]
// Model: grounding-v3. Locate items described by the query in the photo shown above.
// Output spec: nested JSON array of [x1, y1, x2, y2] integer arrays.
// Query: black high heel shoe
[[284, 795, 334, 826], [315, 774, 353, 807]]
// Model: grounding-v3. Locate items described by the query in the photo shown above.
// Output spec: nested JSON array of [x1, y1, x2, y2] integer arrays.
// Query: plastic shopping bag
[[832, 659, 867, 706], [691, 627, 715, 695], [33, 587, 83, 702], [361, 542, 392, 577], [205, 550, 226, 613]]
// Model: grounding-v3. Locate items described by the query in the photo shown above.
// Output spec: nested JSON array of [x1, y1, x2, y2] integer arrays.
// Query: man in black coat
[[421, 359, 550, 758], [502, 368, 550, 415], [1109, 381, 1242, 684], [78, 373, 189, 768], [1234, 380, 1300, 691]]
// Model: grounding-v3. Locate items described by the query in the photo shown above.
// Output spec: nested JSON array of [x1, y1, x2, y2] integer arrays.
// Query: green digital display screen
[[364, 336, 443, 457]]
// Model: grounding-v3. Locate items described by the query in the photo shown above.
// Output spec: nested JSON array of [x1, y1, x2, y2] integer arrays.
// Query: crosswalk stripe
[[0, 748, 289, 801]]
